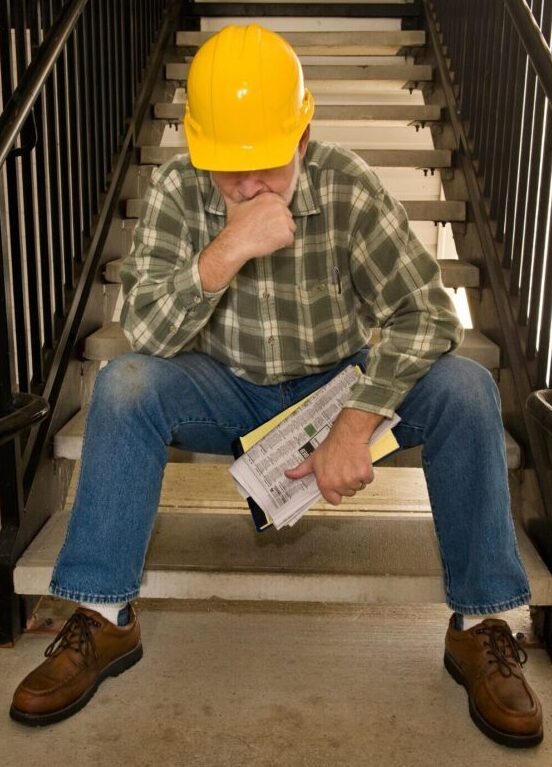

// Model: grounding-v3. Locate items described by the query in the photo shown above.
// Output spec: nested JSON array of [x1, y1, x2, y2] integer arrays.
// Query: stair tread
[[140, 147, 452, 168], [82, 323, 499, 370], [53, 404, 521, 469], [155, 102, 442, 122], [176, 30, 427, 55], [125, 198, 466, 222], [66, 462, 431, 514], [14, 508, 552, 604], [105, 255, 479, 290], [166, 62, 433, 83]]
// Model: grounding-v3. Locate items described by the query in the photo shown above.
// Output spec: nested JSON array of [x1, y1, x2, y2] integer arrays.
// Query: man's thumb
[[285, 457, 313, 480]]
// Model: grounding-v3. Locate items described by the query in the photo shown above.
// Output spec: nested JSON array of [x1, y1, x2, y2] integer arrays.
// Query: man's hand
[[198, 193, 295, 292], [225, 193, 296, 261], [284, 408, 385, 505]]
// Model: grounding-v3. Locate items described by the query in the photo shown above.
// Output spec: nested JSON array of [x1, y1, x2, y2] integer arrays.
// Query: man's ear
[[298, 125, 310, 158]]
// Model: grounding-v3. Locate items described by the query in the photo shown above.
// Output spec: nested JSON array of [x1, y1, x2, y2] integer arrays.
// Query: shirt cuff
[[344, 379, 407, 419], [173, 251, 228, 310]]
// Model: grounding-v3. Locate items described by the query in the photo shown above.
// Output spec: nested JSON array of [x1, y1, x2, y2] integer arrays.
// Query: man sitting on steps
[[10, 24, 543, 747]]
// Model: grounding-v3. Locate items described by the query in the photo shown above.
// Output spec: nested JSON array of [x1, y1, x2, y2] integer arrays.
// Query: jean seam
[[447, 593, 531, 615], [421, 449, 453, 605], [170, 416, 253, 441], [49, 585, 140, 603], [49, 401, 95, 589]]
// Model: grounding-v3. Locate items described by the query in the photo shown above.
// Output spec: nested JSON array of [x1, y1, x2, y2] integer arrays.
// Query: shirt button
[[169, 324, 177, 332], [193, 295, 201, 304], [267, 336, 275, 345], [263, 291, 270, 299]]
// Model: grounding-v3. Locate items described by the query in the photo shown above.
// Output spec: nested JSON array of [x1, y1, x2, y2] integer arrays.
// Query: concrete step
[[124, 198, 466, 223], [14, 473, 552, 603], [154, 101, 442, 124], [104, 256, 479, 291], [140, 146, 452, 169], [82, 323, 498, 369], [53, 405, 522, 469], [176, 29, 427, 56], [166, 62, 433, 84]]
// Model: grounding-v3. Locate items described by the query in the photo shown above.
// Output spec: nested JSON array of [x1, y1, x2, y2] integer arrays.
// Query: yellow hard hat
[[183, 24, 315, 171]]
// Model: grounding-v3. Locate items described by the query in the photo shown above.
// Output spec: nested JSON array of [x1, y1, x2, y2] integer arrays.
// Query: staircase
[[11, 2, 552, 612]]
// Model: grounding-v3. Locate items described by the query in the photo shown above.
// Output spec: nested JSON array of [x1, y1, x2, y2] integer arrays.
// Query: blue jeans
[[50, 349, 530, 614]]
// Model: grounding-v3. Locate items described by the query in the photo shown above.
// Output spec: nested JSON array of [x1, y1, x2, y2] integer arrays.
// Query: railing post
[[0, 0, 174, 644]]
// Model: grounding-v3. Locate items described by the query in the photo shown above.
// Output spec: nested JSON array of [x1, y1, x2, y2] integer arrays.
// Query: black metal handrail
[[0, 395, 50, 447], [426, 0, 552, 527], [527, 390, 552, 435], [0, 0, 175, 644], [0, 1, 87, 169], [506, 0, 552, 102]]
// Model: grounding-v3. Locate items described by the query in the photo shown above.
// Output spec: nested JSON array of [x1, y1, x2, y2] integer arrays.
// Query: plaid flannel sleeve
[[119, 167, 226, 357], [344, 185, 464, 417]]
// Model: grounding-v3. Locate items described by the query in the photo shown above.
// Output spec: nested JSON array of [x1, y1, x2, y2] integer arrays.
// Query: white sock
[[80, 601, 127, 625], [461, 614, 501, 631]]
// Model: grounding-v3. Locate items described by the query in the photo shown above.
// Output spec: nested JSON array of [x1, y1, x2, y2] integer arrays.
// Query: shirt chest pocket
[[296, 273, 356, 337]]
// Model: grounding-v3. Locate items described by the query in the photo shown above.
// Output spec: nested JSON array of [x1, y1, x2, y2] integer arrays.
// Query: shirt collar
[[203, 158, 320, 218]]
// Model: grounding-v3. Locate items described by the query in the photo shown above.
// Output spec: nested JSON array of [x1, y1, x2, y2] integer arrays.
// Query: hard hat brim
[[184, 90, 314, 172]]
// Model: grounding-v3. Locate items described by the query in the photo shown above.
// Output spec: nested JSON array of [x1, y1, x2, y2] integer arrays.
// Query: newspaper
[[229, 366, 400, 529]]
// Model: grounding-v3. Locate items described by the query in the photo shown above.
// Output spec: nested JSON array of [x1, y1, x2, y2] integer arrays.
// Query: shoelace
[[476, 624, 528, 677], [44, 612, 100, 662]]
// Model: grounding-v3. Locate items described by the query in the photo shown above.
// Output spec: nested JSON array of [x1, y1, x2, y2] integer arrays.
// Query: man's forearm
[[337, 407, 386, 442], [198, 230, 248, 293]]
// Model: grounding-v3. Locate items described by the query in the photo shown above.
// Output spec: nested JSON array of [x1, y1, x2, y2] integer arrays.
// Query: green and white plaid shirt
[[120, 141, 463, 417]]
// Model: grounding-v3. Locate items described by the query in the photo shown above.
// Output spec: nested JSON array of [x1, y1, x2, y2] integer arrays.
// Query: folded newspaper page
[[229, 366, 401, 530]]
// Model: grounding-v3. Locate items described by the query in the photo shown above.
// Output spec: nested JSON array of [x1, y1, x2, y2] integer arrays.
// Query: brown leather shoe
[[444, 614, 543, 747], [10, 606, 142, 726]]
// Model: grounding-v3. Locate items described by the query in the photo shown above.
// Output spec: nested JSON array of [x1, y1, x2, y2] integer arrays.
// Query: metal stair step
[[154, 102, 442, 123], [14, 505, 552, 604], [140, 146, 452, 169], [176, 29, 427, 55], [124, 198, 465, 223], [166, 62, 433, 84], [112, 165, 445, 204]]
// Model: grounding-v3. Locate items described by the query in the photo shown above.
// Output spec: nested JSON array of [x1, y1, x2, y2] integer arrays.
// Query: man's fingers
[[320, 488, 343, 506], [285, 458, 313, 480]]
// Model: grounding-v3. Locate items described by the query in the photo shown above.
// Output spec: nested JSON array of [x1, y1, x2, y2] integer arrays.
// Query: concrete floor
[[1, 602, 552, 767]]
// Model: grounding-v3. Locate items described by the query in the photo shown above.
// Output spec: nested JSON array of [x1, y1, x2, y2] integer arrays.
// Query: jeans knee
[[433, 355, 500, 419], [93, 353, 162, 412]]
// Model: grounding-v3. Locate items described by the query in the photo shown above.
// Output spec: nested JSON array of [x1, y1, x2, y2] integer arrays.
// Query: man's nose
[[237, 173, 266, 200]]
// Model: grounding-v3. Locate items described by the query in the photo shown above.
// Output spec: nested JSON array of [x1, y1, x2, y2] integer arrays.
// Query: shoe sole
[[444, 650, 543, 748], [9, 642, 143, 727]]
